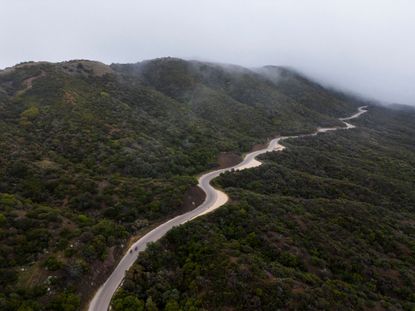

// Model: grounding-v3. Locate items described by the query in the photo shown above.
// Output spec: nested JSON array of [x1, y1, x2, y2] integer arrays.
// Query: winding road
[[88, 106, 368, 311]]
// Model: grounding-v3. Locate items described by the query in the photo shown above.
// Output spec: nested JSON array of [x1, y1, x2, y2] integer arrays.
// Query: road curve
[[88, 106, 368, 311]]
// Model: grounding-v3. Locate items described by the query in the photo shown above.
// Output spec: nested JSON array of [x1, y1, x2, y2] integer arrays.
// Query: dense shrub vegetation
[[0, 58, 363, 310], [115, 106, 415, 310]]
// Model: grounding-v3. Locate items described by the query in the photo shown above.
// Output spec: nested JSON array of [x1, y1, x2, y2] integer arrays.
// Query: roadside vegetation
[[115, 106, 415, 310], [0, 58, 363, 310]]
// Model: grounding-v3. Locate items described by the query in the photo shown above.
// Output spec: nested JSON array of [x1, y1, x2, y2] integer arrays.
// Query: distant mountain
[[0, 58, 370, 310], [113, 57, 362, 131]]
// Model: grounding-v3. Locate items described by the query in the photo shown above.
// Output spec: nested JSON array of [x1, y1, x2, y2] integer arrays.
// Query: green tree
[[165, 299, 180, 311], [146, 296, 158, 311], [113, 295, 145, 311]]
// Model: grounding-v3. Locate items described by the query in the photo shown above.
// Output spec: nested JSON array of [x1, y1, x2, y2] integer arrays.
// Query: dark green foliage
[[0, 58, 370, 309], [116, 106, 415, 310], [112, 291, 145, 311]]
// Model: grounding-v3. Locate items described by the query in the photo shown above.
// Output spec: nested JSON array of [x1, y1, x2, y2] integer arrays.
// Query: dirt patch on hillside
[[23, 70, 46, 88], [181, 185, 206, 212], [64, 90, 77, 105], [16, 70, 46, 96], [217, 152, 242, 169], [251, 141, 268, 151], [216, 139, 271, 169]]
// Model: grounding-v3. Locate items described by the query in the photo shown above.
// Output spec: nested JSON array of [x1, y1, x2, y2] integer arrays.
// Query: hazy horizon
[[1, 0, 414, 105]]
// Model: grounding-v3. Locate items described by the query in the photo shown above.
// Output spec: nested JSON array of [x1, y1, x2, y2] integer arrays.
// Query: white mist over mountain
[[1, 0, 414, 105]]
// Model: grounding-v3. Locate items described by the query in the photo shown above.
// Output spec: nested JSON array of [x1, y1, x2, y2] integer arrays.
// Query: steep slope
[[0, 58, 368, 310], [258, 65, 360, 116], [114, 105, 415, 310], [112, 58, 362, 134]]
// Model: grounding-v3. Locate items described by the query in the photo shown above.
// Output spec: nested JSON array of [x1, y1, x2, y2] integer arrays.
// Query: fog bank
[[1, 0, 414, 105]]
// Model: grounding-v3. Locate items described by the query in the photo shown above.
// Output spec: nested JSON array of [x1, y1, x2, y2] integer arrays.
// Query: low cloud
[[1, 0, 414, 105]]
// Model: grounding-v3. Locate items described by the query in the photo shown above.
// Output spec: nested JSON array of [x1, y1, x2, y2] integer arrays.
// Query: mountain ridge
[[0, 57, 380, 310]]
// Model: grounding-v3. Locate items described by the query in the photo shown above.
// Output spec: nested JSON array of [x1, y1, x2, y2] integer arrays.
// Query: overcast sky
[[1, 0, 414, 105]]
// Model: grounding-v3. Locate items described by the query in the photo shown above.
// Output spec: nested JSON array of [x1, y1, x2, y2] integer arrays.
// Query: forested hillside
[[114, 105, 415, 310], [0, 58, 365, 310]]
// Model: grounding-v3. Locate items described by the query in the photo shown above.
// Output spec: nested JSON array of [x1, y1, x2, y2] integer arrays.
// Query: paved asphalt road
[[88, 106, 368, 311]]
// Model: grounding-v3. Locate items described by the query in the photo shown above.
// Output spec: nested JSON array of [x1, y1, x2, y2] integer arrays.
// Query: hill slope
[[115, 105, 415, 310], [0, 58, 368, 310]]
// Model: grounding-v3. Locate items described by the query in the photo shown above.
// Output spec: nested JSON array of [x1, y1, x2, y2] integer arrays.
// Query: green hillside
[[114, 106, 415, 310], [0, 58, 369, 310]]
